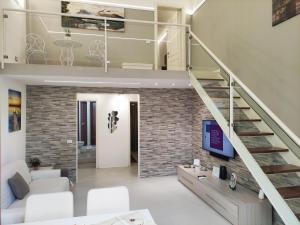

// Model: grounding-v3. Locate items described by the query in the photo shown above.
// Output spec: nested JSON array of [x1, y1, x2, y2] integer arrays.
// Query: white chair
[[86, 40, 105, 66], [25, 33, 47, 64], [86, 186, 129, 216], [24, 192, 73, 222]]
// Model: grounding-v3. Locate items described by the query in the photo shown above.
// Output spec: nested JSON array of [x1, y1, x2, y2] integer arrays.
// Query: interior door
[[80, 102, 87, 146], [166, 10, 184, 71], [130, 102, 138, 162], [90, 101, 96, 146]]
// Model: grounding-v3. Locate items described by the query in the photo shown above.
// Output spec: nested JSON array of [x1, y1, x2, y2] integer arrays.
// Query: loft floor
[[0, 64, 190, 89]]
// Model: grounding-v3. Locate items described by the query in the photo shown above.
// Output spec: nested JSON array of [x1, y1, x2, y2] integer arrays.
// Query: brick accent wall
[[26, 86, 194, 181]]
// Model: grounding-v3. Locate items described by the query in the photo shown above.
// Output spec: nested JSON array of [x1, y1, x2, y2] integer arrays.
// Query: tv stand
[[177, 166, 272, 225]]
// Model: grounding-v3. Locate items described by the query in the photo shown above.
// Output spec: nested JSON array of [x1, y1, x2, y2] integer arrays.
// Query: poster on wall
[[61, 1, 125, 32], [273, 0, 300, 26], [8, 89, 21, 132]]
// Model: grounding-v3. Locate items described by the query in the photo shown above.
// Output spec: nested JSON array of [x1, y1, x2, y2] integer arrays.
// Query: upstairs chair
[[86, 39, 105, 66], [86, 186, 129, 216], [25, 33, 47, 64], [24, 192, 73, 222]]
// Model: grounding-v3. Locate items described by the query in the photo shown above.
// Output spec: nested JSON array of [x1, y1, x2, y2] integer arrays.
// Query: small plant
[[30, 158, 41, 170]]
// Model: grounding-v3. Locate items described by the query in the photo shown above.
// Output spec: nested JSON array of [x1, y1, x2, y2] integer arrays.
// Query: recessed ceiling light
[[188, 83, 192, 87], [171, 83, 175, 86], [154, 82, 158, 86]]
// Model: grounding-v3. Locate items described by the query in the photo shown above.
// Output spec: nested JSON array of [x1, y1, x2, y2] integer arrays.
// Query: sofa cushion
[[1, 161, 31, 209], [8, 177, 69, 209], [8, 173, 30, 200]]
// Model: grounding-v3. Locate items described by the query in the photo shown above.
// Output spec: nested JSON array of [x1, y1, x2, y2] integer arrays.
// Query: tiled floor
[[72, 164, 230, 225]]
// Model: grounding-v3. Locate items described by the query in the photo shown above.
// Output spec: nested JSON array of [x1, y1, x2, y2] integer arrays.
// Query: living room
[[1, 0, 300, 225]]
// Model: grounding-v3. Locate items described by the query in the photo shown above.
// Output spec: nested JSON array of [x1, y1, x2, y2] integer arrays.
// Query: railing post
[[187, 26, 192, 71], [2, 9, 6, 69], [229, 75, 234, 138], [104, 19, 108, 73]]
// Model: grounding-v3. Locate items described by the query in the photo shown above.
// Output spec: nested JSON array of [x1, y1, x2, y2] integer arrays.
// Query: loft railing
[[189, 31, 300, 225], [1, 8, 190, 72]]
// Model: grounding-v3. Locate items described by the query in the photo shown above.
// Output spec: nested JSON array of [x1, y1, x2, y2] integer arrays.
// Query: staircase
[[189, 31, 300, 225]]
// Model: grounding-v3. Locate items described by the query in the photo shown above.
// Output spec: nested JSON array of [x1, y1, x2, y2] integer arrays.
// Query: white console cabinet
[[177, 166, 272, 225]]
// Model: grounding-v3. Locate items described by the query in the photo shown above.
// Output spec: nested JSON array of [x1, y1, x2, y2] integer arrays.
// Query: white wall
[[77, 93, 139, 169], [192, 0, 300, 137], [0, 0, 27, 64], [0, 78, 26, 166]]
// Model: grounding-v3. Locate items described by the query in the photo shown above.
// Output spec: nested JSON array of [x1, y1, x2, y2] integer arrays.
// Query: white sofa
[[1, 160, 70, 225]]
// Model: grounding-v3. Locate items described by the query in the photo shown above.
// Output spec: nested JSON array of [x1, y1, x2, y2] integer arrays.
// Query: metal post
[[229, 75, 234, 138], [104, 19, 108, 73], [188, 26, 192, 71], [2, 9, 6, 69]]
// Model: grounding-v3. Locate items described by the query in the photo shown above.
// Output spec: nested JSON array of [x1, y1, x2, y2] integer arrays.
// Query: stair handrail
[[189, 31, 300, 147]]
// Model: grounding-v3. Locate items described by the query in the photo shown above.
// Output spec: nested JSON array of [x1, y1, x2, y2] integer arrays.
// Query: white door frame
[[75, 93, 141, 182]]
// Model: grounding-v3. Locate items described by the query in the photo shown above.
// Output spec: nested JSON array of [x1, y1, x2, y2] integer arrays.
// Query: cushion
[[8, 173, 30, 200], [1, 160, 31, 209], [8, 177, 69, 209]]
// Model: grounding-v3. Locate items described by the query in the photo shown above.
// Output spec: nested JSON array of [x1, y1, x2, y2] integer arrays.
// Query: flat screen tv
[[202, 120, 235, 160]]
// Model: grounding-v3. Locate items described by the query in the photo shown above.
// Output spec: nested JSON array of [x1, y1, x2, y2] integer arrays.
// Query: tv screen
[[202, 120, 234, 158]]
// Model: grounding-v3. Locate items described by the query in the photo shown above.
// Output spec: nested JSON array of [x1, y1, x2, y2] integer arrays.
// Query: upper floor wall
[[191, 0, 300, 137]]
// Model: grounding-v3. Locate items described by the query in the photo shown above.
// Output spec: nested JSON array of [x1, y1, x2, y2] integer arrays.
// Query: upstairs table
[[12, 209, 156, 225]]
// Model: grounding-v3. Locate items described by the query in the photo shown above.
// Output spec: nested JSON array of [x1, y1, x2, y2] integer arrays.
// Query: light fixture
[[72, 0, 155, 11], [158, 32, 167, 43], [44, 80, 141, 85], [171, 83, 175, 87], [154, 82, 158, 86], [188, 83, 192, 87], [187, 0, 206, 15]]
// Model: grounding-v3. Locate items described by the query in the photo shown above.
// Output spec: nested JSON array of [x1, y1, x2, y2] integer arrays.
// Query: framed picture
[[61, 1, 125, 32], [8, 89, 21, 132], [273, 0, 300, 26]]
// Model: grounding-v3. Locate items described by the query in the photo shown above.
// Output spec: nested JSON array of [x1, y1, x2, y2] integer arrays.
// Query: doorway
[[157, 7, 186, 71], [77, 101, 96, 168], [76, 93, 140, 181], [130, 102, 138, 164]]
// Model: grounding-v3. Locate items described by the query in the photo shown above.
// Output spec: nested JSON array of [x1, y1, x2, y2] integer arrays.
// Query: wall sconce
[[108, 111, 119, 133]]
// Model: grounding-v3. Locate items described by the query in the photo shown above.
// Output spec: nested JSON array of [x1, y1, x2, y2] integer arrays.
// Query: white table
[[12, 210, 156, 225], [53, 39, 82, 66]]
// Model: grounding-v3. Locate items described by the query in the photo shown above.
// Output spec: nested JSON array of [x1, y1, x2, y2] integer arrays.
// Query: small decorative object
[[108, 111, 119, 133], [64, 28, 71, 38], [258, 189, 265, 200], [29, 158, 41, 170], [229, 173, 237, 191], [193, 159, 201, 172], [212, 166, 220, 178], [8, 89, 21, 132], [219, 165, 227, 180], [273, 0, 300, 26]]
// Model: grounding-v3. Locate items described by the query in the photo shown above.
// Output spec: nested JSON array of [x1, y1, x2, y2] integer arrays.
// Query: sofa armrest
[[30, 169, 61, 181], [1, 208, 25, 225]]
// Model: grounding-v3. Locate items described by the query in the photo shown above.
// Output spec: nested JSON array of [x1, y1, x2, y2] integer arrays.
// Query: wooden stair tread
[[261, 164, 300, 174], [277, 186, 300, 199], [211, 96, 241, 99], [204, 86, 230, 90], [237, 131, 274, 136], [234, 119, 262, 122], [296, 213, 300, 220], [197, 78, 224, 81], [248, 147, 289, 154], [219, 107, 251, 110]]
